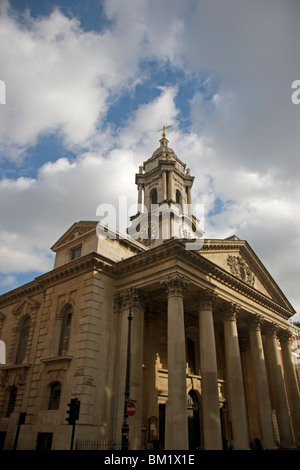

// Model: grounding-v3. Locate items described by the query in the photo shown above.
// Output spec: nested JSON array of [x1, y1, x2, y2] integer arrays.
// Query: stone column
[[248, 315, 277, 449], [198, 290, 222, 449], [168, 171, 174, 201], [162, 275, 189, 450], [129, 289, 144, 450], [162, 171, 167, 201], [278, 330, 300, 447], [263, 323, 295, 448], [223, 304, 249, 449], [186, 186, 192, 215], [138, 184, 143, 212]]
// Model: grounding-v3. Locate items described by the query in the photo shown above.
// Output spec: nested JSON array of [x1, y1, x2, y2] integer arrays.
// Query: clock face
[[140, 223, 158, 240], [180, 224, 192, 239]]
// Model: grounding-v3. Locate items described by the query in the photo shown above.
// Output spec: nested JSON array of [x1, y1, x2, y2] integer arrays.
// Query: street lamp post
[[121, 306, 133, 450], [121, 289, 139, 450]]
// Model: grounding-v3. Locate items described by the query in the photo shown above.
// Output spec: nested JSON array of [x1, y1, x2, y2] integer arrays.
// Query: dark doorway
[[159, 404, 165, 450], [36, 432, 53, 451], [0, 432, 6, 450], [187, 391, 200, 450]]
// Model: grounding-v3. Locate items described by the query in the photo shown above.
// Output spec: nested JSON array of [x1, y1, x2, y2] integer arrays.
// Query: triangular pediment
[[12, 297, 41, 316], [200, 236, 295, 313], [51, 221, 98, 252]]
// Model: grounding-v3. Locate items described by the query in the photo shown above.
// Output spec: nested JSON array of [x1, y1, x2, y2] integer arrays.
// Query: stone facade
[[0, 137, 299, 450]]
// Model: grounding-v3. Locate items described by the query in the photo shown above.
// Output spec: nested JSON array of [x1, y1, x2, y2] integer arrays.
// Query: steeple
[[127, 134, 203, 247]]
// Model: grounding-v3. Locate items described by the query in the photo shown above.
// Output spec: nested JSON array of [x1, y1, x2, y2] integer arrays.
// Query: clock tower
[[127, 129, 203, 248]]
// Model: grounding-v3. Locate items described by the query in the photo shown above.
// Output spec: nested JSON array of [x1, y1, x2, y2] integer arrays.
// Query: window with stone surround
[[58, 305, 73, 356], [70, 245, 82, 261], [150, 188, 158, 205], [6, 386, 17, 417], [15, 316, 30, 364], [48, 382, 61, 410]]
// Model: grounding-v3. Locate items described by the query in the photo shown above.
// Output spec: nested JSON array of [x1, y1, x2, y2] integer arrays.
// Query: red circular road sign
[[127, 401, 136, 417]]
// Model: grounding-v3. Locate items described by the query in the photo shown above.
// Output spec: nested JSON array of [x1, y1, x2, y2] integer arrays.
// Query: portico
[[112, 237, 299, 450]]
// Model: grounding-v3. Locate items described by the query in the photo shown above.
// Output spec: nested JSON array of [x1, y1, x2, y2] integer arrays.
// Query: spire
[[127, 132, 204, 248]]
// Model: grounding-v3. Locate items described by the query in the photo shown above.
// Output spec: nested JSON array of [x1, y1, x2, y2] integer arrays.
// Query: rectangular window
[[36, 432, 53, 451], [6, 387, 17, 417], [70, 245, 82, 261], [16, 317, 30, 364]]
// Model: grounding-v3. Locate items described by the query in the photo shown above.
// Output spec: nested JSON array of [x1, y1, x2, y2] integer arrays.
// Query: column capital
[[198, 289, 217, 310], [223, 302, 240, 322], [262, 321, 279, 338], [247, 313, 263, 331], [277, 329, 293, 344], [115, 287, 141, 311], [161, 274, 189, 298]]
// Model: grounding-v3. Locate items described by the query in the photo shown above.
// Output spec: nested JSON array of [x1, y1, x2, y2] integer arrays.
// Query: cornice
[[115, 239, 295, 319], [0, 252, 116, 307], [0, 239, 295, 321]]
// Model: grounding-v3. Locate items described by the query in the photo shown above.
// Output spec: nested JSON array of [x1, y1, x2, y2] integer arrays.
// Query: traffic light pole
[[70, 422, 76, 451], [66, 398, 80, 450], [13, 412, 26, 450]]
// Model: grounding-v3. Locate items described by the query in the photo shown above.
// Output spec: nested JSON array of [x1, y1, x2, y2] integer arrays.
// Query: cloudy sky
[[0, 0, 299, 320]]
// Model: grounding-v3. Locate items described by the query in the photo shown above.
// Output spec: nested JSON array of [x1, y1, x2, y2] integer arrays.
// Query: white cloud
[[0, 4, 145, 158], [0, 0, 299, 319]]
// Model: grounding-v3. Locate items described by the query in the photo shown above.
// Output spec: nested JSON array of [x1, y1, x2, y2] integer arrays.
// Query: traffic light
[[66, 398, 80, 425]]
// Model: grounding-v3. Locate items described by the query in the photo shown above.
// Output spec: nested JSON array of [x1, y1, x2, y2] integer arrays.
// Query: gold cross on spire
[[158, 125, 172, 138]]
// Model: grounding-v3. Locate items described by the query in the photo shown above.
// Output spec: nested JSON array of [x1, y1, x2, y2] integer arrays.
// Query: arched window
[[48, 382, 61, 410], [6, 387, 17, 417], [58, 305, 73, 356], [150, 188, 158, 205], [176, 190, 182, 207], [16, 316, 30, 364]]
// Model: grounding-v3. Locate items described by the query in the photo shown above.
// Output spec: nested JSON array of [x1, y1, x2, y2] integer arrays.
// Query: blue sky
[[0, 0, 300, 319]]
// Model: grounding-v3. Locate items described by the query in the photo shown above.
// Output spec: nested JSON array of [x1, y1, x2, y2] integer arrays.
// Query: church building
[[0, 132, 299, 450]]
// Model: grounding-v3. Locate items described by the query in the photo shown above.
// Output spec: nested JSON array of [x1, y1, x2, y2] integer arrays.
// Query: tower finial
[[158, 125, 172, 138]]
